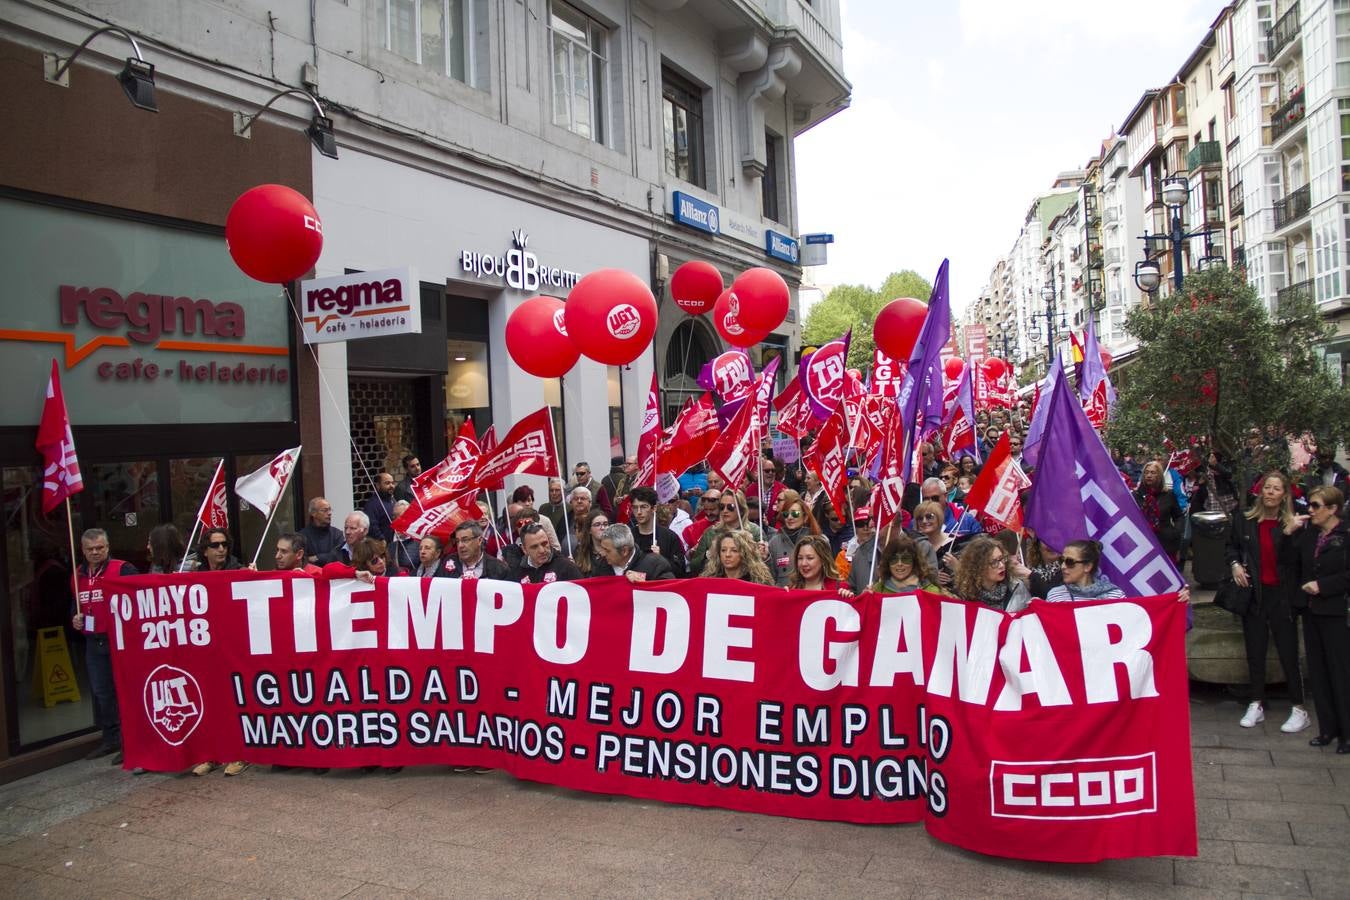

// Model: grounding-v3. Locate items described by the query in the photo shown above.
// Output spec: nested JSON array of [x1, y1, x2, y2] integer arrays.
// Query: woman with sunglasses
[[1227, 470, 1310, 733], [1290, 485, 1350, 752], [194, 529, 242, 572], [911, 500, 957, 588], [870, 534, 943, 594], [573, 511, 609, 578], [688, 491, 764, 573], [951, 535, 1029, 612], [1045, 540, 1125, 602], [786, 534, 851, 595], [702, 529, 774, 585], [768, 494, 821, 586]]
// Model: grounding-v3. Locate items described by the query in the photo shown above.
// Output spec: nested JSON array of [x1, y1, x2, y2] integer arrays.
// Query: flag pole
[[180, 459, 222, 572], [64, 497, 81, 614], [547, 390, 573, 557], [249, 490, 285, 568]]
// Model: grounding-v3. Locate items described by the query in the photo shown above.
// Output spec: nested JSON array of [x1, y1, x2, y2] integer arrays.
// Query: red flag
[[807, 401, 849, 523], [773, 379, 808, 439], [471, 408, 559, 486], [391, 491, 478, 542], [874, 403, 907, 532], [660, 393, 718, 477], [870, 348, 907, 398], [480, 425, 497, 455], [36, 359, 83, 514], [706, 384, 760, 490], [414, 420, 481, 507], [963, 433, 1031, 531], [636, 374, 661, 487], [196, 460, 229, 530]]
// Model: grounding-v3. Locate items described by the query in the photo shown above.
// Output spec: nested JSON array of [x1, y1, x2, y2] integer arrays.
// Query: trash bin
[[1190, 510, 1231, 587]]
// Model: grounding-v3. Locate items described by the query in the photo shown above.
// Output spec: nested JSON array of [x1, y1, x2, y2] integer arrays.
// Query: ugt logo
[[143, 664, 204, 746], [607, 303, 641, 339]]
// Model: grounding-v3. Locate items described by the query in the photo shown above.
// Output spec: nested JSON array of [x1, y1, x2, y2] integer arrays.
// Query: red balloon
[[225, 184, 323, 283], [983, 357, 1009, 379], [1100, 348, 1113, 371], [874, 298, 928, 361], [731, 267, 790, 333], [670, 261, 723, 316], [563, 269, 658, 365], [713, 288, 768, 348], [505, 296, 578, 378], [943, 357, 965, 381]]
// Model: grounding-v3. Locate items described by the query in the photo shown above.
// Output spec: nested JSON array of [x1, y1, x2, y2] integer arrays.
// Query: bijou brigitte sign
[[299, 267, 420, 345]]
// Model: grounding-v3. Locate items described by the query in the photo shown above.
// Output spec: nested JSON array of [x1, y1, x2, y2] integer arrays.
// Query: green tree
[[1108, 266, 1350, 480], [802, 270, 932, 370]]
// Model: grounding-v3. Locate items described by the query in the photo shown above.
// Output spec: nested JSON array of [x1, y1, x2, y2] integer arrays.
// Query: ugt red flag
[[806, 400, 850, 523], [414, 420, 481, 508], [772, 378, 808, 439], [471, 407, 559, 486], [963, 433, 1030, 532], [235, 447, 301, 519], [391, 491, 478, 542], [636, 374, 661, 487], [706, 373, 765, 490], [36, 359, 83, 513], [660, 393, 718, 477], [196, 460, 229, 530]]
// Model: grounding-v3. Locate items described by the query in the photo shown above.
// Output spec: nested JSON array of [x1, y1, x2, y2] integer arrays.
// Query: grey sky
[[796, 0, 1222, 314]]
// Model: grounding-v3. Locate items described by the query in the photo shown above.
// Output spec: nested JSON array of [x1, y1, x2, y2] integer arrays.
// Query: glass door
[[84, 461, 159, 573]]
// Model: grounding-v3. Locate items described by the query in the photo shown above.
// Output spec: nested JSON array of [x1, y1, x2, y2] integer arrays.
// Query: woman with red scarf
[[1134, 460, 1184, 563]]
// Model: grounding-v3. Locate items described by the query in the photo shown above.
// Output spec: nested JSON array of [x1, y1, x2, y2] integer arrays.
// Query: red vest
[[78, 558, 128, 635]]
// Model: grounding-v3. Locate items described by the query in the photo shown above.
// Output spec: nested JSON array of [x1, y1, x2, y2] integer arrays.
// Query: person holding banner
[[193, 529, 243, 572], [1228, 471, 1310, 733], [786, 534, 851, 595], [870, 535, 944, 595], [952, 535, 1029, 612], [1290, 485, 1350, 752], [413, 537, 449, 578], [572, 512, 609, 578], [701, 530, 773, 584], [689, 492, 764, 573], [596, 524, 674, 582], [71, 528, 138, 763], [1045, 541, 1126, 602], [299, 498, 343, 566], [912, 500, 957, 587], [767, 492, 820, 586], [444, 522, 512, 581], [514, 524, 582, 583]]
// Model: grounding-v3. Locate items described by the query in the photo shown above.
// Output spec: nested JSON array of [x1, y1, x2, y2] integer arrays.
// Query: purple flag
[[1078, 314, 1117, 426], [896, 259, 951, 471], [1020, 353, 1063, 471], [1025, 374, 1185, 598]]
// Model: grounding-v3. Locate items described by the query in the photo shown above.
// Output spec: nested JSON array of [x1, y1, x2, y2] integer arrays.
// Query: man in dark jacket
[[393, 455, 421, 505], [363, 472, 397, 542], [513, 524, 581, 583], [597, 524, 674, 581], [299, 497, 343, 566], [442, 521, 512, 580], [627, 486, 686, 576]]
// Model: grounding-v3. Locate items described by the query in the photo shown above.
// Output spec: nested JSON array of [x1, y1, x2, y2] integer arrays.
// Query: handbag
[[1213, 577, 1252, 617]]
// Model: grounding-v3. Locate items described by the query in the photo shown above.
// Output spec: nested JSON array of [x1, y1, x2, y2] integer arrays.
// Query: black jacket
[[630, 524, 687, 577], [596, 549, 675, 581], [440, 554, 513, 581], [513, 551, 582, 584], [299, 524, 344, 563], [1291, 520, 1350, 617], [1133, 485, 1183, 555], [1225, 512, 1300, 615]]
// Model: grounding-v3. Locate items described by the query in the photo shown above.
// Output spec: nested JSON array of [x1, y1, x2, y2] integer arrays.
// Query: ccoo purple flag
[[1025, 374, 1185, 599], [896, 259, 951, 471], [1020, 353, 1063, 471]]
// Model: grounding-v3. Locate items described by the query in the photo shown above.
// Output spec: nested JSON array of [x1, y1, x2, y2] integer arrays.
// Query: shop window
[[169, 458, 221, 559], [378, 0, 475, 85], [607, 366, 624, 459], [444, 339, 491, 449], [550, 1, 608, 143], [662, 66, 706, 187], [350, 377, 419, 505], [85, 461, 159, 574], [4, 465, 92, 749]]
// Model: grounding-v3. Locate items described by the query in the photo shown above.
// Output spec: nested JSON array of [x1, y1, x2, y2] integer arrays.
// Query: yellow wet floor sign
[[32, 626, 81, 707]]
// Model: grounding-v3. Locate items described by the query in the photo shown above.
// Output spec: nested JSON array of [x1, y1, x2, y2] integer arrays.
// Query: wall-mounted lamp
[[234, 88, 338, 160], [44, 25, 158, 112]]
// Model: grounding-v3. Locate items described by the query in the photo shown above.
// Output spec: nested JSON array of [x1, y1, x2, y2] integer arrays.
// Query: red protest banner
[[103, 574, 1195, 863]]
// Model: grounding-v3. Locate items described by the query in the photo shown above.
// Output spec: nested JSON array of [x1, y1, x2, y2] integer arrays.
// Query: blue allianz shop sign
[[672, 191, 720, 235], [765, 230, 799, 264]]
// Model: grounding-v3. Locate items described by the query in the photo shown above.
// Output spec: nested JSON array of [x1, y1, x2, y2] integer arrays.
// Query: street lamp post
[[1029, 282, 1067, 367], [1136, 175, 1224, 292]]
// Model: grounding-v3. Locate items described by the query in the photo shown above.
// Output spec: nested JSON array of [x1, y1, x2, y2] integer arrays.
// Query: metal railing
[[1273, 184, 1311, 228], [1229, 179, 1245, 215], [1186, 140, 1223, 171], [1104, 207, 1120, 224], [1276, 278, 1313, 316], [1267, 1, 1301, 60], [1270, 87, 1306, 142], [1105, 247, 1123, 265]]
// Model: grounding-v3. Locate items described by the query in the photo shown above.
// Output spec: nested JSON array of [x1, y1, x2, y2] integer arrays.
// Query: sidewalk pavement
[[1, 684, 1347, 899]]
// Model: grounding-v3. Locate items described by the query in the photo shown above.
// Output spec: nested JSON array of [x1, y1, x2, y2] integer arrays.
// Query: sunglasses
[[1060, 558, 1085, 568], [917, 513, 939, 522], [890, 553, 915, 565], [785, 509, 803, 518], [1308, 501, 1326, 510], [701, 497, 719, 504], [207, 541, 229, 549], [720, 503, 738, 511]]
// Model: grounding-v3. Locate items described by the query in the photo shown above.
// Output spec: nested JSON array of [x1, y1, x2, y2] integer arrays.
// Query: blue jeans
[[84, 634, 121, 748]]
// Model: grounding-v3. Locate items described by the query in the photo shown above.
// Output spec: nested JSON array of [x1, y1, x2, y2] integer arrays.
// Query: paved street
[[0, 683, 1346, 899]]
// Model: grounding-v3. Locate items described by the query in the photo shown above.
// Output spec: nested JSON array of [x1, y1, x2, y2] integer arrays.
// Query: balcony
[[1105, 247, 1123, 266], [1270, 87, 1306, 143], [1273, 184, 1311, 229], [1267, 1, 1301, 61], [1233, 246, 1247, 270], [1186, 141, 1222, 172], [1229, 179, 1245, 215], [1104, 207, 1120, 225], [1276, 278, 1313, 316]]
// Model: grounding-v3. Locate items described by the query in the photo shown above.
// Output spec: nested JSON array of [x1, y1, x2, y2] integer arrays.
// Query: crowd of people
[[69, 428, 1350, 772]]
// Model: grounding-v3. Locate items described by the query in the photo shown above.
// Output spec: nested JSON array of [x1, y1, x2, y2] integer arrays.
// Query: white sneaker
[[1240, 702, 1265, 728], [1281, 706, 1311, 733]]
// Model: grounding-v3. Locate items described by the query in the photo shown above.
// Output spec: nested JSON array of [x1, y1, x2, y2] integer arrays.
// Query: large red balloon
[[505, 296, 578, 378], [983, 357, 1009, 379], [670, 261, 723, 316], [943, 357, 965, 381], [873, 298, 928, 362], [731, 267, 789, 333], [713, 288, 768, 348], [563, 269, 658, 365], [225, 184, 323, 283]]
